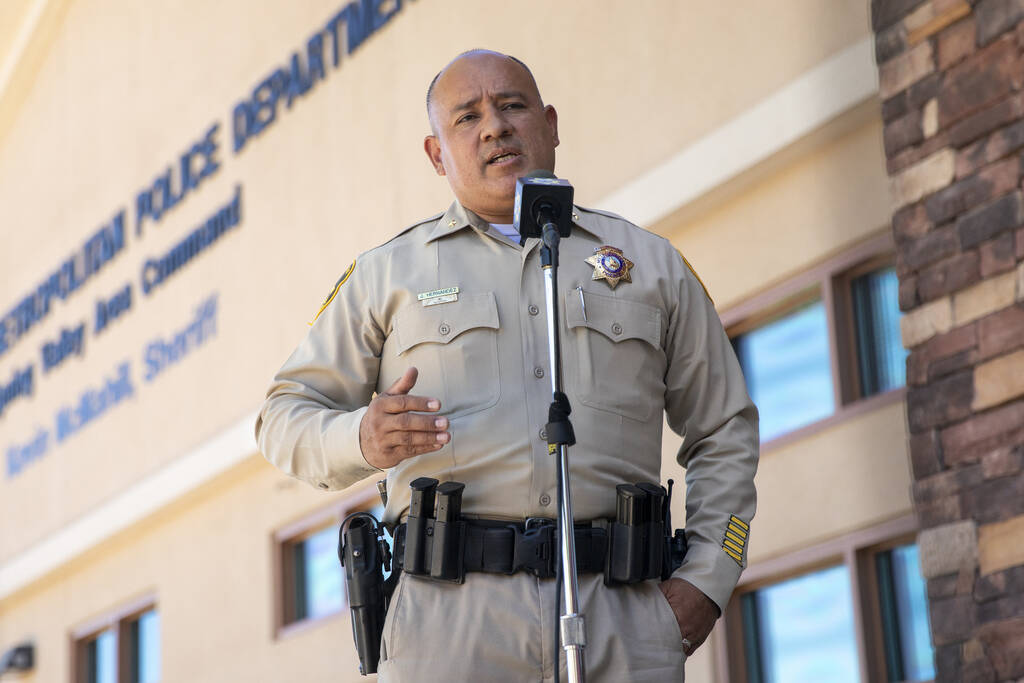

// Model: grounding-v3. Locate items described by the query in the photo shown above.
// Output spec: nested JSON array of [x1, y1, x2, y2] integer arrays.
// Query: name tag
[[417, 286, 459, 307]]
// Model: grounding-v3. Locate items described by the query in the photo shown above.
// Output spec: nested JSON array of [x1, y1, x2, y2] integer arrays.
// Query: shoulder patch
[[676, 249, 713, 305], [309, 260, 355, 325]]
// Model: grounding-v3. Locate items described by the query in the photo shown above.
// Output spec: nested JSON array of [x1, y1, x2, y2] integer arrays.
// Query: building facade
[[0, 1, 954, 680]]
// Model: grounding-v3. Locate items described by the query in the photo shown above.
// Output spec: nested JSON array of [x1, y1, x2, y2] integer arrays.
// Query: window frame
[[720, 229, 905, 451], [70, 594, 158, 683], [714, 514, 927, 683], [271, 481, 382, 639]]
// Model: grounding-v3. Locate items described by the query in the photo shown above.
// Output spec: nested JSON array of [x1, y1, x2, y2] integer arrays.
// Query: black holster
[[338, 512, 393, 676]]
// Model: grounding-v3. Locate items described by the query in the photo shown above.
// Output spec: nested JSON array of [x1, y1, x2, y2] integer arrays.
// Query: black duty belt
[[394, 518, 607, 580]]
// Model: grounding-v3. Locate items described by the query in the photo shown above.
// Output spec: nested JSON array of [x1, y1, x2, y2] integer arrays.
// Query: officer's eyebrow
[[451, 91, 529, 114]]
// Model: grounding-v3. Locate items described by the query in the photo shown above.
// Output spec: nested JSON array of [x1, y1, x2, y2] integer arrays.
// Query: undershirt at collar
[[489, 223, 520, 241]]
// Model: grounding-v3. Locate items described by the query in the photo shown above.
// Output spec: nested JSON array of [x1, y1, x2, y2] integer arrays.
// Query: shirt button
[[439, 323, 451, 335], [540, 494, 552, 506], [539, 428, 547, 440], [528, 304, 539, 316], [534, 367, 545, 378], [611, 322, 623, 335]]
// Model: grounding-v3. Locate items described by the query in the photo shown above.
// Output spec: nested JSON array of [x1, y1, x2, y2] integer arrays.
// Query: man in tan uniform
[[256, 50, 758, 681]]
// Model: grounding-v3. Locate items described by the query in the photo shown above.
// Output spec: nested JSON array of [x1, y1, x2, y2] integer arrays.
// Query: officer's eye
[[502, 102, 525, 110], [456, 113, 477, 125]]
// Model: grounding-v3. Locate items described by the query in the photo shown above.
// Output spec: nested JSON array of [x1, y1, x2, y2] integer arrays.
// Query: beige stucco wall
[[0, 1, 903, 681]]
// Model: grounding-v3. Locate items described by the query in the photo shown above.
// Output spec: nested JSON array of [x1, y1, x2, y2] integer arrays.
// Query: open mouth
[[487, 151, 520, 165]]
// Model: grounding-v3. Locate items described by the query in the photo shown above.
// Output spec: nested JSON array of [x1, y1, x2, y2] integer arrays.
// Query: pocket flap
[[394, 291, 499, 355], [565, 289, 661, 349]]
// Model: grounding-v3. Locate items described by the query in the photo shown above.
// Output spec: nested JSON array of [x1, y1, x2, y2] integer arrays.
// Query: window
[[723, 517, 935, 683], [741, 565, 859, 683], [73, 600, 159, 683], [732, 299, 835, 442], [275, 485, 387, 635], [722, 231, 906, 445], [850, 266, 906, 398], [876, 544, 934, 682]]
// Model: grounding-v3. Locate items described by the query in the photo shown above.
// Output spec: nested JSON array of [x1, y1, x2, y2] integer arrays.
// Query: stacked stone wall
[[872, 0, 1024, 680]]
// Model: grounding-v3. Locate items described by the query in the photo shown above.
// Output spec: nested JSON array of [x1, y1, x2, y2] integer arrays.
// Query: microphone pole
[[514, 171, 585, 683]]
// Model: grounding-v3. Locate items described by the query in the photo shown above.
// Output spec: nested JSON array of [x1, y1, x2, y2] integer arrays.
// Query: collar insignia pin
[[585, 245, 634, 289], [448, 219, 457, 227]]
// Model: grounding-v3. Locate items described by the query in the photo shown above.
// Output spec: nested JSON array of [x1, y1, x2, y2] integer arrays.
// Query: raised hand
[[359, 367, 450, 469]]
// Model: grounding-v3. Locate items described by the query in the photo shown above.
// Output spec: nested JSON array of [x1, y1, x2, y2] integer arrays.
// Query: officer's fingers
[[384, 428, 450, 448], [379, 393, 440, 414], [391, 411, 448, 432], [383, 367, 419, 396], [388, 442, 446, 463]]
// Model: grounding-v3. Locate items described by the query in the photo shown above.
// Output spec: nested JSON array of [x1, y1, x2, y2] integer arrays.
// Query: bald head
[[426, 50, 542, 132]]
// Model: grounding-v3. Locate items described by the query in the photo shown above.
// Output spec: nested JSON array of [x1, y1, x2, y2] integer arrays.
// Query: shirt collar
[[425, 201, 605, 243]]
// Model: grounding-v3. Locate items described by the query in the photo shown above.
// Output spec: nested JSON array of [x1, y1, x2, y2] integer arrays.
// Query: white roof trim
[[0, 411, 258, 600]]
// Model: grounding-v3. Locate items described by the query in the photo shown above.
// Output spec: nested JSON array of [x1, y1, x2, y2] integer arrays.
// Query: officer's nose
[[480, 106, 512, 142]]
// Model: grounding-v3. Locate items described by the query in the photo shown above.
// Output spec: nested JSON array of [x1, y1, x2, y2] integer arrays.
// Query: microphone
[[513, 170, 574, 241]]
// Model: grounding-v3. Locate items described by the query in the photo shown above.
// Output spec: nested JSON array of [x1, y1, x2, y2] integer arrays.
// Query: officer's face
[[424, 53, 559, 223]]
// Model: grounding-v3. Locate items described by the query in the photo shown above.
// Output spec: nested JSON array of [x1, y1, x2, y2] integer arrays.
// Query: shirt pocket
[[565, 288, 665, 422], [392, 291, 501, 418]]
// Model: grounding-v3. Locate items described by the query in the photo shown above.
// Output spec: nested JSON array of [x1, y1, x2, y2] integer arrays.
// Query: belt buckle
[[524, 517, 555, 531], [515, 518, 556, 578]]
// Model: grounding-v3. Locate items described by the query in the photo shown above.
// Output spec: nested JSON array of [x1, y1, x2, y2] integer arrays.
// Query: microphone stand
[[539, 219, 586, 683]]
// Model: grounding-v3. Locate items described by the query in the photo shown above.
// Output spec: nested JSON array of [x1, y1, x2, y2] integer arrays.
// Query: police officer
[[256, 49, 758, 682]]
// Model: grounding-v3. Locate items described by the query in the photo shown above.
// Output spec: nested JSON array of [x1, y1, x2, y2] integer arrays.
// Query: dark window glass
[[293, 526, 344, 622], [851, 267, 906, 397], [733, 299, 835, 442], [742, 565, 859, 683], [129, 608, 160, 683], [85, 629, 116, 683], [876, 544, 934, 682]]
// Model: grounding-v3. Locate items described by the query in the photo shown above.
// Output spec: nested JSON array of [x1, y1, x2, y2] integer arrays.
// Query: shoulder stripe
[[676, 249, 713, 304], [309, 260, 355, 326]]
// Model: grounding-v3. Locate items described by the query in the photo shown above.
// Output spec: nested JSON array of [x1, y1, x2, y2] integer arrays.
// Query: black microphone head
[[514, 170, 574, 238]]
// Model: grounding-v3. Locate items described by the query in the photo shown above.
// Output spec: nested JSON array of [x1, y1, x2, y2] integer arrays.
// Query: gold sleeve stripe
[[728, 523, 748, 540], [723, 547, 742, 565], [725, 530, 746, 547], [675, 248, 712, 304], [729, 516, 749, 531], [723, 538, 744, 555], [309, 260, 356, 326]]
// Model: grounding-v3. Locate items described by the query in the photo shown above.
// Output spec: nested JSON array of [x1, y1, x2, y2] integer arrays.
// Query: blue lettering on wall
[[5, 427, 49, 478], [234, 0, 407, 153], [135, 122, 221, 235], [143, 294, 218, 383], [54, 360, 135, 443], [40, 323, 86, 373], [141, 186, 242, 296], [0, 211, 125, 361], [95, 283, 133, 335], [0, 364, 33, 417]]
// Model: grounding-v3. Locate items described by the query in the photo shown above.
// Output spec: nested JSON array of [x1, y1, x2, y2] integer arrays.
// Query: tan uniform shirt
[[256, 201, 759, 612]]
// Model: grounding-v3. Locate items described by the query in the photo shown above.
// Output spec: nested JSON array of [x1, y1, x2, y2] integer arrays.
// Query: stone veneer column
[[871, 1, 1024, 680]]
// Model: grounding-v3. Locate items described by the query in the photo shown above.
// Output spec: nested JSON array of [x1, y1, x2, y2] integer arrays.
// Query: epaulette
[[377, 211, 445, 248], [574, 205, 630, 222]]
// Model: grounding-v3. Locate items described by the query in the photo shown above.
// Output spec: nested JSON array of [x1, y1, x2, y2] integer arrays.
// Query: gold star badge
[[585, 246, 634, 289]]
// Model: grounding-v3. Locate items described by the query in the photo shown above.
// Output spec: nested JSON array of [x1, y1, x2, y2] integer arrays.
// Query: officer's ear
[[424, 135, 445, 176], [545, 105, 559, 148]]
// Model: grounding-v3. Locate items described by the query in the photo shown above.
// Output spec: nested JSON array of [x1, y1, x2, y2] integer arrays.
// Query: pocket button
[[534, 367, 545, 378], [439, 323, 451, 336], [611, 322, 623, 335], [528, 304, 539, 316]]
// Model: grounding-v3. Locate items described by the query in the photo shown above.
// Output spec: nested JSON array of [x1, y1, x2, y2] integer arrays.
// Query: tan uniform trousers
[[377, 572, 686, 682]]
